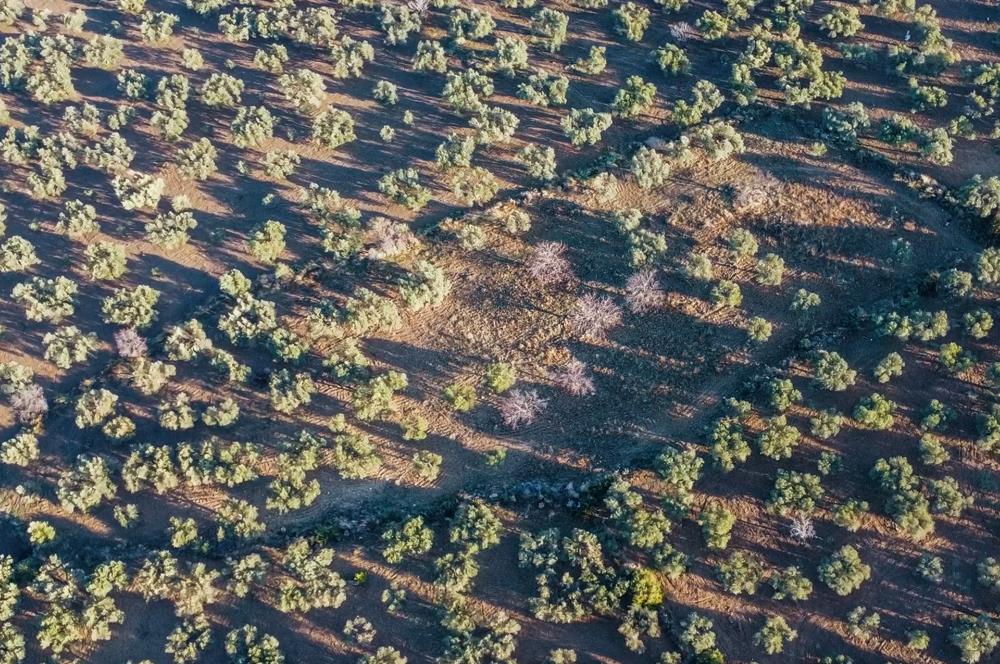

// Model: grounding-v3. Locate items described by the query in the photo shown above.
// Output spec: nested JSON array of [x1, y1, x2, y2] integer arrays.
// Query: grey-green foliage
[[853, 393, 897, 430], [269, 370, 315, 414], [330, 37, 375, 78], [379, 168, 431, 210], [571, 46, 607, 75], [531, 7, 569, 52], [699, 502, 735, 550], [312, 107, 356, 149], [225, 625, 285, 663], [949, 616, 998, 664], [757, 415, 800, 460], [0, 235, 38, 272], [755, 615, 797, 654], [672, 80, 723, 127], [518, 143, 557, 181], [148, 210, 198, 249], [232, 106, 275, 148], [413, 40, 447, 73], [112, 171, 165, 210], [1, 431, 39, 467], [770, 566, 813, 601], [450, 499, 502, 552], [176, 138, 217, 180], [813, 351, 856, 391], [83, 241, 127, 280], [612, 75, 656, 119], [470, 106, 519, 145], [102, 285, 160, 329], [517, 69, 568, 107], [450, 166, 500, 206], [443, 68, 494, 113], [819, 7, 864, 38], [248, 220, 286, 264], [158, 392, 196, 431], [382, 516, 434, 563], [767, 470, 824, 516], [710, 280, 742, 307], [874, 352, 905, 383], [614, 2, 650, 42], [253, 43, 289, 73], [43, 326, 98, 369], [57, 454, 117, 513], [715, 550, 765, 595], [655, 44, 691, 76], [818, 545, 871, 596], [449, 6, 495, 43], [12, 276, 77, 322], [351, 371, 407, 422], [493, 36, 528, 76], [561, 108, 612, 147], [278, 68, 325, 114], [518, 528, 628, 622], [381, 4, 422, 45]]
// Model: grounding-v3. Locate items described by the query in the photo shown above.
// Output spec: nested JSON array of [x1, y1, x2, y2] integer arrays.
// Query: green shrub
[[444, 383, 477, 412], [767, 470, 824, 516], [755, 615, 797, 654], [853, 393, 897, 429], [412, 450, 441, 480], [655, 44, 691, 76], [771, 565, 813, 601], [832, 498, 869, 532], [699, 502, 735, 550], [531, 8, 569, 52], [813, 351, 857, 391], [561, 108, 612, 147], [819, 7, 864, 38], [765, 378, 801, 412], [382, 516, 434, 563], [614, 2, 650, 42], [399, 260, 451, 309], [484, 362, 516, 393], [758, 415, 800, 460], [818, 545, 871, 596], [312, 107, 356, 149], [949, 616, 998, 663], [102, 285, 160, 329], [379, 168, 431, 210], [12, 276, 78, 322], [716, 551, 765, 595]]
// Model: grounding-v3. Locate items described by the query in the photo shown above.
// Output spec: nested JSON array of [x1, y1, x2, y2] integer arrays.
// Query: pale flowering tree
[[551, 358, 595, 396], [624, 269, 662, 313], [114, 328, 148, 358], [568, 293, 622, 340], [527, 241, 573, 286], [366, 217, 418, 260], [499, 389, 548, 429], [11, 385, 48, 424]]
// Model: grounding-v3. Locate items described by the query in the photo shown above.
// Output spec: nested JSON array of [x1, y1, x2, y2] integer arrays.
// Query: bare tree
[[568, 294, 622, 340], [114, 328, 148, 358], [527, 242, 573, 286], [499, 389, 548, 429], [789, 515, 816, 541], [624, 269, 662, 313], [551, 358, 595, 396], [11, 385, 48, 424]]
